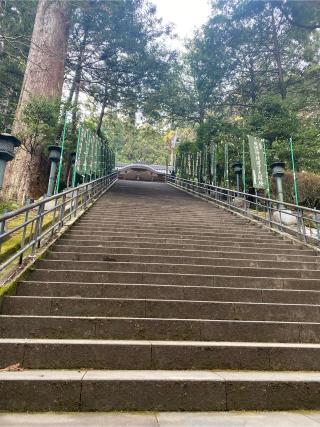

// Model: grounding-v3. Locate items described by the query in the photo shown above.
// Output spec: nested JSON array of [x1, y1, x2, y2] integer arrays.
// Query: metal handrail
[[168, 176, 320, 248], [0, 172, 118, 272]]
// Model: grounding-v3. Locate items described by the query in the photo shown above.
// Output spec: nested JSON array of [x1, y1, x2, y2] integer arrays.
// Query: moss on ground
[[0, 200, 20, 214]]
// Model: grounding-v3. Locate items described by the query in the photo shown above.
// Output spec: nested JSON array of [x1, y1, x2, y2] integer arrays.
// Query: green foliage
[[19, 96, 60, 154], [1, 0, 320, 191], [248, 96, 298, 143], [101, 115, 169, 165], [66, 0, 175, 132], [171, 0, 320, 192]]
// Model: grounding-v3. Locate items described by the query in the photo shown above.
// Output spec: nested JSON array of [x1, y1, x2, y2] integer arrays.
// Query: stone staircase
[[1, 180, 320, 411]]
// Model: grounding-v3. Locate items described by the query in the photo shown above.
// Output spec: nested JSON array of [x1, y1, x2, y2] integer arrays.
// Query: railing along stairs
[[168, 176, 320, 249]]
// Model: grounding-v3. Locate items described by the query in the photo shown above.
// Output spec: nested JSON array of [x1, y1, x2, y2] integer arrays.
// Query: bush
[[273, 171, 320, 209]]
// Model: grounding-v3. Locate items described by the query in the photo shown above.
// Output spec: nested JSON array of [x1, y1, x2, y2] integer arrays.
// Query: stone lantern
[[47, 145, 61, 196], [271, 161, 285, 209], [232, 161, 242, 193], [0, 133, 21, 189], [70, 151, 76, 187], [70, 151, 76, 165]]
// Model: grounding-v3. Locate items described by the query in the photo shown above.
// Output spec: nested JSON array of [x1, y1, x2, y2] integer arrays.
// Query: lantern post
[[47, 145, 61, 196], [232, 161, 242, 194], [271, 161, 285, 210], [0, 133, 21, 189]]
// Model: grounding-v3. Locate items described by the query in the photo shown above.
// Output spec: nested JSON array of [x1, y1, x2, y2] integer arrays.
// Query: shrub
[[272, 171, 320, 209]]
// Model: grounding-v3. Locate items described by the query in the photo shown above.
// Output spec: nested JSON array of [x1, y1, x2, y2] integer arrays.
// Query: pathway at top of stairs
[[1, 180, 320, 412], [2, 411, 320, 426]]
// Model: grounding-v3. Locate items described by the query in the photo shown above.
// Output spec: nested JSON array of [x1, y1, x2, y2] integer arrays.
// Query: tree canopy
[[1, 0, 320, 201]]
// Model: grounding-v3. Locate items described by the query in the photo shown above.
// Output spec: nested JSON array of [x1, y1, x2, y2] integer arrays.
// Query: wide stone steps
[[65, 230, 282, 247], [16, 281, 320, 304], [1, 180, 320, 411], [69, 225, 279, 241], [55, 240, 313, 254], [51, 244, 318, 260], [2, 314, 320, 343], [46, 251, 320, 270], [3, 296, 320, 322], [60, 234, 299, 247], [3, 369, 320, 412], [25, 269, 320, 290], [30, 259, 320, 279], [73, 223, 268, 233], [2, 339, 320, 371]]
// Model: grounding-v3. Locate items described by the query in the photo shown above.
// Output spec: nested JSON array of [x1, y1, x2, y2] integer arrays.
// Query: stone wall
[[118, 169, 165, 182]]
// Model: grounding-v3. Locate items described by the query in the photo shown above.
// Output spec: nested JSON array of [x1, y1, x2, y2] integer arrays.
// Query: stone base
[[273, 209, 297, 226]]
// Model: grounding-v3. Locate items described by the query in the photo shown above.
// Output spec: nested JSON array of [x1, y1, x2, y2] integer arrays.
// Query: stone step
[[2, 369, 320, 411], [65, 230, 283, 243], [46, 251, 320, 270], [3, 295, 320, 323], [27, 269, 320, 290], [51, 244, 318, 259], [0, 315, 318, 343], [73, 223, 268, 233], [2, 339, 320, 371], [2, 180, 319, 413], [77, 222, 255, 231], [82, 210, 245, 217], [81, 214, 248, 222], [61, 234, 295, 248], [79, 214, 251, 221], [34, 260, 320, 279], [59, 237, 314, 255], [75, 220, 262, 229], [69, 227, 280, 239], [17, 281, 320, 305]]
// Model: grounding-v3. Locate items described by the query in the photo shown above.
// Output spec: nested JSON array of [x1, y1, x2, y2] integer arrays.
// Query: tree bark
[[96, 85, 108, 136], [248, 57, 257, 103], [3, 0, 70, 203], [71, 27, 88, 135], [270, 8, 287, 100]]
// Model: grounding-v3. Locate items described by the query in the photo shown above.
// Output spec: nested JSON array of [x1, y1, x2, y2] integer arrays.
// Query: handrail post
[[74, 188, 79, 217], [32, 201, 45, 255], [314, 210, 320, 243], [19, 199, 30, 265], [267, 200, 272, 228], [0, 209, 7, 254], [299, 208, 307, 242], [58, 193, 67, 231]]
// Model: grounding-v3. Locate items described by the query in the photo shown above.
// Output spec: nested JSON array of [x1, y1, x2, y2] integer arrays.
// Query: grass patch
[[0, 200, 20, 215], [0, 282, 16, 298]]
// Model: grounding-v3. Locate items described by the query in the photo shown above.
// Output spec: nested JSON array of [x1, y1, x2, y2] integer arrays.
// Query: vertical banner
[[242, 139, 246, 192], [289, 137, 299, 205], [224, 142, 229, 187], [203, 146, 207, 183], [197, 152, 201, 182], [247, 135, 269, 190], [211, 141, 217, 185]]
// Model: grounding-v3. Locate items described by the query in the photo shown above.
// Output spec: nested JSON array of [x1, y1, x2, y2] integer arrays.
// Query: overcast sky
[[152, 0, 211, 47]]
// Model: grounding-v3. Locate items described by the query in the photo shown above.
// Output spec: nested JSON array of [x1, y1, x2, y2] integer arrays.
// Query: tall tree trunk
[[71, 27, 88, 135], [3, 0, 70, 203], [248, 57, 257, 103], [270, 8, 287, 100], [96, 85, 108, 137]]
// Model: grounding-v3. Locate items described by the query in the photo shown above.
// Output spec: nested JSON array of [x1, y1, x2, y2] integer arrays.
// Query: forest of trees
[[0, 0, 319, 202]]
